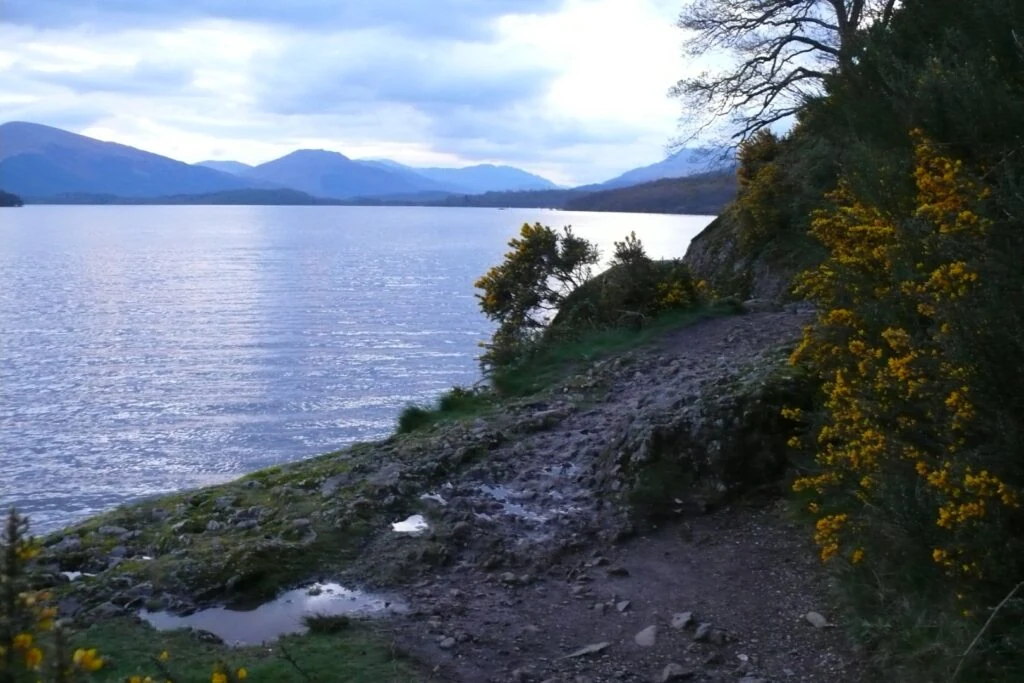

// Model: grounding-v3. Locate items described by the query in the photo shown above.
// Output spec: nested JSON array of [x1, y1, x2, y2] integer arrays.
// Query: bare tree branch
[[672, 0, 900, 143]]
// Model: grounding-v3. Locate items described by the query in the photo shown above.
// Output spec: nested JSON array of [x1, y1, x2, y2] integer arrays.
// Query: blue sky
[[0, 0, 697, 185]]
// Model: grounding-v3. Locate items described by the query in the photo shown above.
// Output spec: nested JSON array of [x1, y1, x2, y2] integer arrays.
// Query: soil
[[372, 310, 861, 682]]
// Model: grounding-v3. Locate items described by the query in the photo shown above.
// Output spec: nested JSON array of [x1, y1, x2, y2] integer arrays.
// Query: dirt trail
[[378, 311, 860, 682]]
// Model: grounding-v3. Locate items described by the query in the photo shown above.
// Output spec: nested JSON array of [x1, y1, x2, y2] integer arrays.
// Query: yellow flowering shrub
[[790, 132, 1023, 593]]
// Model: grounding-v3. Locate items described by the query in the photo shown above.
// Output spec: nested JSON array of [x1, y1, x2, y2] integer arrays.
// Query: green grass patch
[[73, 617, 422, 683], [395, 386, 494, 434], [493, 302, 742, 397]]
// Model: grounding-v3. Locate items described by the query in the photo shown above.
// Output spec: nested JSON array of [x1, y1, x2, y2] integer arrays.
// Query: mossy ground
[[73, 618, 423, 682]]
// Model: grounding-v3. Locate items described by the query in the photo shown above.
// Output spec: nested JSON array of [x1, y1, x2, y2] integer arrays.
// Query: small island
[[0, 188, 24, 207]]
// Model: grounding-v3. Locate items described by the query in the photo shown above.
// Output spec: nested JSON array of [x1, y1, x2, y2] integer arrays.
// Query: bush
[[396, 405, 432, 434]]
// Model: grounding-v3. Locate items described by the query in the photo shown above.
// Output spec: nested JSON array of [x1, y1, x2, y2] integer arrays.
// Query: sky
[[0, 0, 701, 186]]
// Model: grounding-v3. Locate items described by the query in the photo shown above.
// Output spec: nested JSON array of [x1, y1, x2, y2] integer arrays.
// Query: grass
[[394, 302, 742, 435], [396, 385, 494, 434], [492, 301, 742, 397], [72, 617, 423, 683]]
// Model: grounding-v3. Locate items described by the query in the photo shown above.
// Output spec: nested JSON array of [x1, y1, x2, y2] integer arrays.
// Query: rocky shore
[[30, 307, 860, 682]]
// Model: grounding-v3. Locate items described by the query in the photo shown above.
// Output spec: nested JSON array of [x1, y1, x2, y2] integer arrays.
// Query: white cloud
[[0, 0, 696, 185]]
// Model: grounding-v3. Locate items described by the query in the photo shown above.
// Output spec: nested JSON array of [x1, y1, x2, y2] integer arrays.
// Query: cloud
[[0, 0, 697, 185], [11, 61, 195, 96], [2, 0, 565, 39]]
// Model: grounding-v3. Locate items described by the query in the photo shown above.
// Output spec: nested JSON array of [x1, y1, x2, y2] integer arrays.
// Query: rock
[[606, 566, 630, 577], [500, 572, 518, 585], [213, 496, 236, 511], [451, 521, 472, 539], [693, 622, 713, 642], [439, 637, 456, 650], [50, 536, 82, 552], [205, 520, 223, 533], [634, 625, 657, 647], [97, 525, 128, 537], [511, 666, 539, 682], [738, 678, 768, 683], [658, 663, 696, 682], [805, 611, 830, 628], [108, 546, 127, 559], [616, 600, 631, 613], [558, 642, 610, 660], [671, 611, 694, 630]]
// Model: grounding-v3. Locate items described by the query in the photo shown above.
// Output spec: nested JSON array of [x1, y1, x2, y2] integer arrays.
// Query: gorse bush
[[777, 0, 1024, 675]]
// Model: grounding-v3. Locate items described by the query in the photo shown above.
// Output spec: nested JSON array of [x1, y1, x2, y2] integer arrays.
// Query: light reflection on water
[[0, 206, 713, 532]]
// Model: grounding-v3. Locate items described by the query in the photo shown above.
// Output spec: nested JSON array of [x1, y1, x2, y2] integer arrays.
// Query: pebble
[[634, 625, 657, 647]]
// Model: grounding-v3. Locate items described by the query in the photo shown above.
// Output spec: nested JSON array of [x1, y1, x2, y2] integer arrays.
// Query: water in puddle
[[391, 514, 429, 534], [140, 583, 404, 645]]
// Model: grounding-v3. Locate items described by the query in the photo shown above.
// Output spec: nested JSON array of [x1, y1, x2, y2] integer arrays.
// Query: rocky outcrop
[[682, 214, 816, 302]]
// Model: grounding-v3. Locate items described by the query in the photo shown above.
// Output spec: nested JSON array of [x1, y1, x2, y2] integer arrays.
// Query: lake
[[0, 205, 714, 533]]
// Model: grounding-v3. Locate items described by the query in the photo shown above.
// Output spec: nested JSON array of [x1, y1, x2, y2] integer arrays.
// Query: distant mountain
[[595, 148, 733, 189], [243, 150, 452, 199], [0, 122, 267, 198], [361, 160, 558, 193], [565, 170, 736, 215], [0, 189, 24, 207], [29, 188, 345, 206], [195, 160, 253, 175]]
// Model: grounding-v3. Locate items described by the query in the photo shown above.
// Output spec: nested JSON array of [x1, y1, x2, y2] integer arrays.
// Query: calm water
[[0, 205, 713, 532]]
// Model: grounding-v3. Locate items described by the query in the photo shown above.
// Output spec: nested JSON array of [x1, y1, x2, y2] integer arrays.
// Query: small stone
[[805, 611, 830, 628], [693, 622, 713, 642], [205, 520, 223, 532], [738, 678, 767, 683], [97, 525, 129, 537], [558, 642, 610, 659], [634, 625, 657, 648], [658, 663, 695, 682], [671, 611, 694, 629], [616, 600, 631, 613], [708, 628, 728, 645], [439, 637, 456, 650], [108, 546, 127, 559], [606, 567, 630, 577], [451, 521, 472, 539], [292, 518, 311, 530], [500, 572, 518, 585]]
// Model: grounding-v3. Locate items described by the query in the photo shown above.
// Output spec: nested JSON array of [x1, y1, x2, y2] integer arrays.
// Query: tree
[[672, 0, 899, 141], [475, 223, 600, 369]]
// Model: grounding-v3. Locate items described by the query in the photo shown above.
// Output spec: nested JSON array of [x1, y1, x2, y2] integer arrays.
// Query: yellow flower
[[73, 648, 104, 672], [159, 650, 170, 663], [13, 633, 33, 650], [212, 673, 228, 683], [851, 548, 865, 565], [25, 647, 44, 670], [130, 677, 143, 683], [237, 668, 248, 680]]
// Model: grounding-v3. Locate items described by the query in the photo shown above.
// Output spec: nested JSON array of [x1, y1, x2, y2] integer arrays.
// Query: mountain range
[[0, 121, 732, 202]]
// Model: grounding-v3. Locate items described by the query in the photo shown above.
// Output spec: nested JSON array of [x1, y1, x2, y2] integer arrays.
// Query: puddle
[[391, 514, 429, 534], [140, 583, 405, 646], [478, 484, 584, 525]]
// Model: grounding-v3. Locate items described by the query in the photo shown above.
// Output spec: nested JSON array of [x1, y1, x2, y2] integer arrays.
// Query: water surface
[[0, 205, 713, 532]]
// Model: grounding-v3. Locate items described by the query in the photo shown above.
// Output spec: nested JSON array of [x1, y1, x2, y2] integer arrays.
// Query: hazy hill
[[362, 160, 558, 193], [0, 122, 265, 198], [566, 169, 737, 215], [596, 147, 732, 189], [0, 189, 24, 207], [243, 150, 452, 199], [195, 160, 254, 175]]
